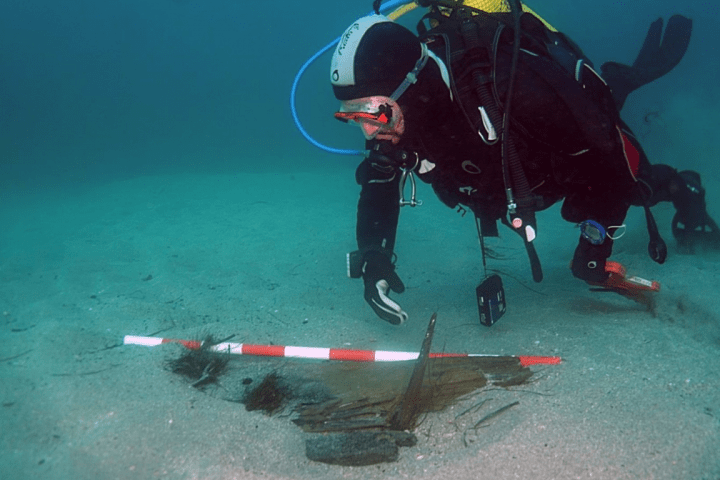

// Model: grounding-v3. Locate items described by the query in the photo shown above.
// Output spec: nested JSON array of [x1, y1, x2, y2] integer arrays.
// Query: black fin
[[601, 15, 692, 110], [634, 15, 692, 72]]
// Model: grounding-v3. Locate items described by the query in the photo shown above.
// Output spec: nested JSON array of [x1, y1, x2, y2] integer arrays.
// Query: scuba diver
[[330, 0, 719, 325]]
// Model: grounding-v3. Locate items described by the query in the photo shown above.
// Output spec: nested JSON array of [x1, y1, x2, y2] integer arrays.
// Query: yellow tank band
[[387, 2, 419, 20], [461, 0, 557, 31], [388, 1, 557, 32]]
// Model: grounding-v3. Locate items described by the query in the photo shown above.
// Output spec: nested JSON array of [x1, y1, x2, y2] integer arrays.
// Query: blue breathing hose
[[289, 0, 409, 156]]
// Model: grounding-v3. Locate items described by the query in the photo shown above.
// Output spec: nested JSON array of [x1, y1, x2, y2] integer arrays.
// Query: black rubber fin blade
[[601, 15, 692, 110], [633, 15, 692, 73]]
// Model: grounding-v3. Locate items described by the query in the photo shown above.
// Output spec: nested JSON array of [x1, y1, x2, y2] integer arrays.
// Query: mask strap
[[389, 43, 429, 102]]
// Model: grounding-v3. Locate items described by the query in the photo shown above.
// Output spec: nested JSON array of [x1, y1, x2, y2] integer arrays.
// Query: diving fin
[[671, 170, 720, 251], [601, 15, 692, 110]]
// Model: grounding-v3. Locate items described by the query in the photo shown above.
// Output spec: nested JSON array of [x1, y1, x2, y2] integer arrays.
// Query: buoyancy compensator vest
[[410, 0, 649, 282], [416, 1, 639, 193]]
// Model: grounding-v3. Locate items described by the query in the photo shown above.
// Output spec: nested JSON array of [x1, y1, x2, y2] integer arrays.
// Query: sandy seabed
[[1, 170, 719, 480]]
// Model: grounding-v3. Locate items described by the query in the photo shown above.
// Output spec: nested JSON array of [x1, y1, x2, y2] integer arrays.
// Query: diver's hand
[[362, 251, 407, 325]]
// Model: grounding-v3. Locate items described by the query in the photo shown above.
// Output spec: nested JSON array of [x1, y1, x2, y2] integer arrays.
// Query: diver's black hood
[[331, 15, 423, 101]]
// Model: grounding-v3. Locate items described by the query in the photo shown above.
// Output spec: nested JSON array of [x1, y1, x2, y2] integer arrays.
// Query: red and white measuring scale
[[123, 335, 561, 367]]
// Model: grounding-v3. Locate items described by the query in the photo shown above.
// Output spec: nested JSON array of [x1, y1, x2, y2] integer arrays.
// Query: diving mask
[[334, 96, 405, 143]]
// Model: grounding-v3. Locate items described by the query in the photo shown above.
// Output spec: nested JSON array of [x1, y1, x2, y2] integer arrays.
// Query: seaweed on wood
[[292, 313, 533, 435], [243, 372, 289, 415], [166, 336, 229, 389], [389, 312, 437, 431]]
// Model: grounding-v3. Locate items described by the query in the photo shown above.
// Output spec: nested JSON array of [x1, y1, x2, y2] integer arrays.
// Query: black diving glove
[[362, 250, 407, 325], [570, 238, 613, 284]]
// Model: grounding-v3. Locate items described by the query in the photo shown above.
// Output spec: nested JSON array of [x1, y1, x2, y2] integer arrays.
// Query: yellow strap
[[387, 1, 557, 32], [465, 1, 556, 31], [387, 2, 419, 20]]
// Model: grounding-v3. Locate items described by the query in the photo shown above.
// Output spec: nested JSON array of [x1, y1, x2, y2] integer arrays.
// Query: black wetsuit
[[354, 13, 659, 283]]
